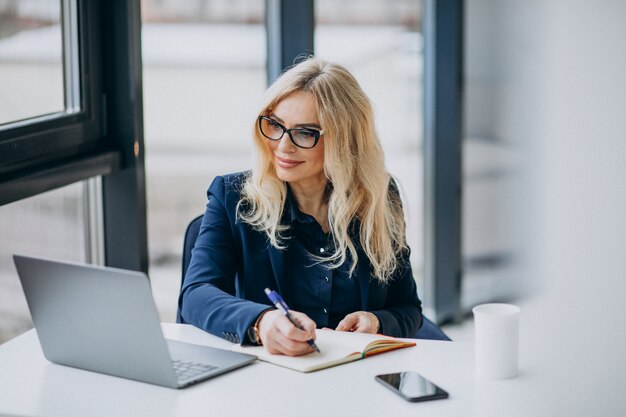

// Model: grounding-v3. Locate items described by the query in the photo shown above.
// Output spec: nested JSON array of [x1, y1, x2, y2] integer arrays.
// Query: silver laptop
[[13, 254, 256, 389]]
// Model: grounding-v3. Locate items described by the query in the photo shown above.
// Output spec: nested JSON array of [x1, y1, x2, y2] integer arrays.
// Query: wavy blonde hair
[[238, 57, 408, 283]]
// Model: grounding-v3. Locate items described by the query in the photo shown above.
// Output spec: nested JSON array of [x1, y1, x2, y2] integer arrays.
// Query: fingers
[[336, 313, 359, 332], [336, 311, 379, 334], [288, 310, 317, 339], [258, 310, 316, 357]]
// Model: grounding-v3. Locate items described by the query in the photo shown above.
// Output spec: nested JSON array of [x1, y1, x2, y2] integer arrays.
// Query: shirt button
[[319, 247, 325, 253], [323, 308, 328, 314], [324, 276, 329, 283]]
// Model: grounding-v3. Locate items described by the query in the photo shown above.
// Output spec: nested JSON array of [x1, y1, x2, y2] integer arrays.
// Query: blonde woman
[[180, 58, 423, 357]]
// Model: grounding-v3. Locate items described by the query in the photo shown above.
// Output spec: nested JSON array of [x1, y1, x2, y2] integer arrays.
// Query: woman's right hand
[[257, 309, 317, 356]]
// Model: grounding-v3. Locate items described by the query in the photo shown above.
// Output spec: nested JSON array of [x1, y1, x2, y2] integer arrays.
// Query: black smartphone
[[375, 371, 449, 402]]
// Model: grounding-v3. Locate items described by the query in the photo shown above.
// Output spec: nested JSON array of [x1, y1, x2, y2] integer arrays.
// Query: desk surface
[[0, 319, 623, 417]]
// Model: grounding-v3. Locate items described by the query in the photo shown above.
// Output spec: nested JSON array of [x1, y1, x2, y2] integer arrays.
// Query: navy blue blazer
[[179, 172, 423, 344]]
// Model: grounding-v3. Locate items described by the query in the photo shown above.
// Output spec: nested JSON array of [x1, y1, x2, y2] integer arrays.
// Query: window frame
[[0, 0, 110, 200], [422, 0, 464, 323], [0, 0, 148, 274]]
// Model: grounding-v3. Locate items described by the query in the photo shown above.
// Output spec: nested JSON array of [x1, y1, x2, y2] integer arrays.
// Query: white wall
[[466, 0, 626, 299], [533, 0, 626, 296], [466, 1, 626, 414], [531, 4, 626, 406]]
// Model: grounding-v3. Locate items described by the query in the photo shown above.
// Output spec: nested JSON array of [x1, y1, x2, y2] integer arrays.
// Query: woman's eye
[[268, 120, 282, 129], [299, 130, 316, 138]]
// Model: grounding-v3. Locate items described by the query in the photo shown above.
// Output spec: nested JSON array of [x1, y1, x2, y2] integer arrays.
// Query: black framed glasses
[[258, 116, 324, 149]]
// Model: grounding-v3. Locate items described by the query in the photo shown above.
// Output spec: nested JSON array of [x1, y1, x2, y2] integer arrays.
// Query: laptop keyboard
[[172, 359, 217, 381]]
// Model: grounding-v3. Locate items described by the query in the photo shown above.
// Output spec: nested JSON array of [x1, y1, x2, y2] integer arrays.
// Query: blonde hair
[[238, 57, 408, 283]]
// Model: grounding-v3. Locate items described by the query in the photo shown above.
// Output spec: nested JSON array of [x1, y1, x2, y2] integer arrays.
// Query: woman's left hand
[[336, 311, 380, 334]]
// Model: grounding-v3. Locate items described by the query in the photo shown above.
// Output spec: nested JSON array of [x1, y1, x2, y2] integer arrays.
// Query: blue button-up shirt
[[284, 188, 360, 329]]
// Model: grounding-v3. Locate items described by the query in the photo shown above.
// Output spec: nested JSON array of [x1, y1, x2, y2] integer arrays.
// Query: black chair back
[[178, 214, 203, 323]]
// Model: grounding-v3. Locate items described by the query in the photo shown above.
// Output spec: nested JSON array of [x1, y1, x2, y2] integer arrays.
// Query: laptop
[[13, 254, 256, 389]]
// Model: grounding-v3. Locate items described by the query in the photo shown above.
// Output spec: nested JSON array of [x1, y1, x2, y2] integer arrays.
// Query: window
[[0, 0, 107, 193], [315, 0, 425, 289], [0, 1, 68, 125], [140, 0, 266, 321], [462, 0, 526, 309], [0, 1, 138, 342], [0, 180, 93, 344]]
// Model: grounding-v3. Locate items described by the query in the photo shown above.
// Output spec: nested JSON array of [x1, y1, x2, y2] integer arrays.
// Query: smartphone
[[375, 371, 449, 402]]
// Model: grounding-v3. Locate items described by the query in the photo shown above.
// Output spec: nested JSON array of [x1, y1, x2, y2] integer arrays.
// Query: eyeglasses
[[258, 116, 324, 149]]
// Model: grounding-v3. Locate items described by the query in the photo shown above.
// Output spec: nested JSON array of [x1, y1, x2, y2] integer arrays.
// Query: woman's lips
[[276, 156, 303, 168]]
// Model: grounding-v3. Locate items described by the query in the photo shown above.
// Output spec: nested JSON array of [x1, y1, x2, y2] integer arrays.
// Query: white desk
[[0, 318, 615, 417]]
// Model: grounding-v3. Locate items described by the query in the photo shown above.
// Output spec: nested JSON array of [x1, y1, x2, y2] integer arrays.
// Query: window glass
[[315, 0, 425, 290], [462, 1, 527, 309], [141, 0, 266, 322], [0, 181, 87, 344], [0, 0, 66, 125]]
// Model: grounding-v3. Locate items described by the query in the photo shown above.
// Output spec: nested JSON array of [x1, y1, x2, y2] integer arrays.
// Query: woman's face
[[265, 91, 326, 190]]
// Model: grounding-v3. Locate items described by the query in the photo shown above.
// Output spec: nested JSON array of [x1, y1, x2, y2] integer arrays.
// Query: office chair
[[178, 215, 204, 323], [179, 215, 450, 341]]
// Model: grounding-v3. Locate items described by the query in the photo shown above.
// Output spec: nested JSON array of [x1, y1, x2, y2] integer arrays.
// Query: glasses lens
[[291, 129, 319, 149], [260, 117, 284, 140]]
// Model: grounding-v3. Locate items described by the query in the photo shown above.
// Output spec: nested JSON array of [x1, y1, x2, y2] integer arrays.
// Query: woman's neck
[[289, 180, 329, 232]]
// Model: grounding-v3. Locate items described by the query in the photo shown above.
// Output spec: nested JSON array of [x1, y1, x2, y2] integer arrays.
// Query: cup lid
[[472, 303, 520, 316]]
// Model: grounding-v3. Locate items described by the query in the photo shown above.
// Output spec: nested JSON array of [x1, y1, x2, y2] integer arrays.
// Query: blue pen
[[264, 288, 321, 353]]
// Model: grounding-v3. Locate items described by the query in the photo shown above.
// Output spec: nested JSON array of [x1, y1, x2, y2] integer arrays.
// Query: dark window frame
[[0, 0, 148, 273], [0, 0, 108, 183], [423, 0, 464, 323], [266, 0, 314, 84]]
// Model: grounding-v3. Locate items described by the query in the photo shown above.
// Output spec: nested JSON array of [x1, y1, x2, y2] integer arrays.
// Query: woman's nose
[[276, 132, 296, 152]]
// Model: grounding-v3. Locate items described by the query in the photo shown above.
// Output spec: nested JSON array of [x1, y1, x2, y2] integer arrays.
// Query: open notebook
[[232, 329, 416, 373]]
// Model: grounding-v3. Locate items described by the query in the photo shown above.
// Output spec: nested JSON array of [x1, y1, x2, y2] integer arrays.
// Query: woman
[[180, 58, 422, 357]]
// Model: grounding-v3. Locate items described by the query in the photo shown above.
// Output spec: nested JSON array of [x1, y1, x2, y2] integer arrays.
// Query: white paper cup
[[473, 303, 520, 380]]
